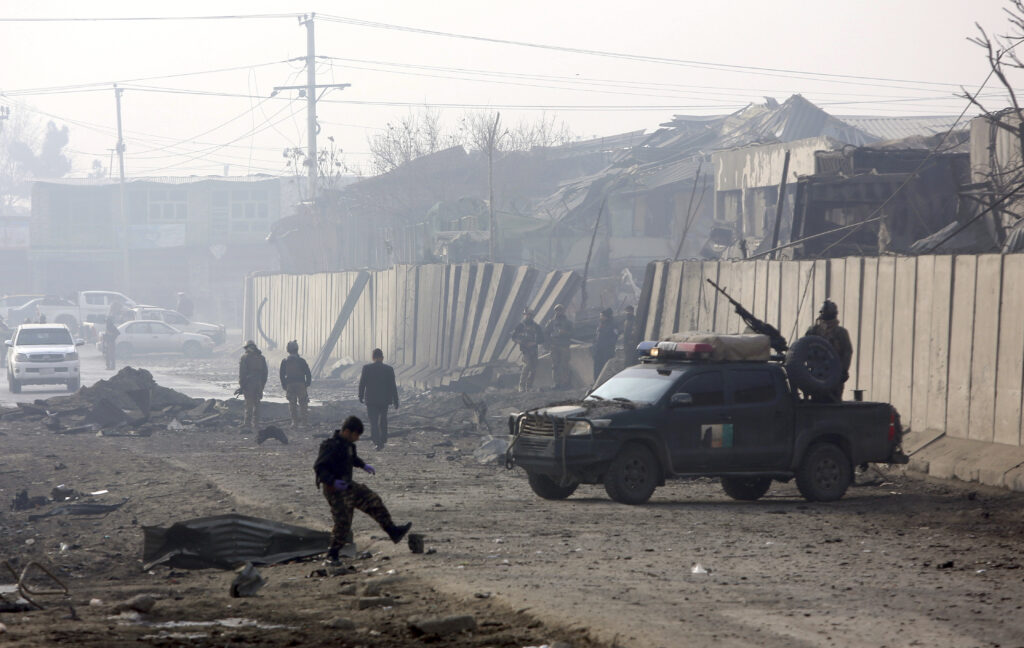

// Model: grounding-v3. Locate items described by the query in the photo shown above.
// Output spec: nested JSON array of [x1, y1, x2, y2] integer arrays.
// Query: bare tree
[[367, 108, 454, 175], [0, 113, 71, 215]]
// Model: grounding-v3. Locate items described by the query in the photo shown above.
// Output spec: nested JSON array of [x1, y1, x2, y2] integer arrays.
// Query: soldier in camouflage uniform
[[805, 300, 853, 402], [544, 304, 573, 389], [313, 416, 412, 563], [511, 309, 545, 392], [279, 340, 312, 428], [238, 341, 268, 429]]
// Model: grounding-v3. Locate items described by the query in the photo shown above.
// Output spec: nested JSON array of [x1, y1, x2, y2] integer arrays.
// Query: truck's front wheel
[[721, 476, 772, 501], [604, 444, 658, 505], [796, 443, 851, 502], [526, 472, 578, 500]]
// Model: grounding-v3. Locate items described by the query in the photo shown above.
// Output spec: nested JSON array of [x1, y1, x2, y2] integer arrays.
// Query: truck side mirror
[[670, 392, 694, 407], [3, 340, 11, 347]]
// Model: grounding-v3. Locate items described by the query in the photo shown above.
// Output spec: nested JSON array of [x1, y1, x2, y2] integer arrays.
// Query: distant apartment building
[[29, 176, 284, 324]]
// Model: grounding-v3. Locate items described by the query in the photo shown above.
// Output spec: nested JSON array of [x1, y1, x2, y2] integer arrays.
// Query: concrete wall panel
[[890, 257, 917, 420], [968, 254, 1003, 443], [662, 261, 683, 335], [713, 261, 734, 333], [995, 254, 1024, 446], [925, 256, 954, 435], [698, 262, 720, 331], [779, 261, 800, 344], [857, 258, 877, 401], [910, 256, 934, 434], [678, 261, 703, 332], [871, 257, 896, 405], [947, 255, 978, 440]]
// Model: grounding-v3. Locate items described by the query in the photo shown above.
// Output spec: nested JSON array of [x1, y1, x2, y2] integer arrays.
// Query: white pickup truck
[[35, 291, 137, 334]]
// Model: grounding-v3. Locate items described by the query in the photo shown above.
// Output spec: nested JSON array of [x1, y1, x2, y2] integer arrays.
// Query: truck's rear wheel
[[67, 378, 80, 392], [721, 476, 772, 501], [604, 444, 658, 505], [796, 442, 851, 502], [8, 374, 20, 394], [526, 472, 578, 500]]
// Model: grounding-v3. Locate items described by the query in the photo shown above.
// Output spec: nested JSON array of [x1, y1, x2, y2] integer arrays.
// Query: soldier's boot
[[385, 521, 412, 544], [243, 414, 252, 429]]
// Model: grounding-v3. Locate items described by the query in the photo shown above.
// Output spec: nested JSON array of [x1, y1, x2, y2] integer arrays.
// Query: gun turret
[[706, 279, 788, 354]]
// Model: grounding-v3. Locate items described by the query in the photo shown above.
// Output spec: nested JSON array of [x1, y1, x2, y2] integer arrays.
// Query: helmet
[[819, 300, 838, 321], [523, 308, 535, 318], [286, 340, 299, 353], [243, 340, 258, 351], [553, 303, 564, 313]]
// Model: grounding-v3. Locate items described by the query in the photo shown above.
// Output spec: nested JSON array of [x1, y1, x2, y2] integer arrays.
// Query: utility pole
[[114, 84, 129, 293], [304, 13, 317, 202], [487, 112, 501, 260], [274, 13, 349, 205]]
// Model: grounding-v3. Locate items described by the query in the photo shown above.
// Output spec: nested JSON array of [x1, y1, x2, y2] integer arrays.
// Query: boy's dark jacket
[[314, 435, 365, 487]]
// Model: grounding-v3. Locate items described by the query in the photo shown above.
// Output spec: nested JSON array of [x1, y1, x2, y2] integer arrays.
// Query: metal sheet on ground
[[947, 255, 978, 440], [968, 254, 1002, 443]]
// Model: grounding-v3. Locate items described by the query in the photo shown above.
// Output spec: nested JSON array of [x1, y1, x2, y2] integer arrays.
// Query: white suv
[[5, 324, 84, 393]]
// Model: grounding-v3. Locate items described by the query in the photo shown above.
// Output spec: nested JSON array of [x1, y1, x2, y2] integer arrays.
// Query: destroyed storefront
[[788, 145, 979, 258]]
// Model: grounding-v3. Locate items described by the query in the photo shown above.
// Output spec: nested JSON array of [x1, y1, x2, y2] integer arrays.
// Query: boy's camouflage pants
[[322, 481, 394, 553]]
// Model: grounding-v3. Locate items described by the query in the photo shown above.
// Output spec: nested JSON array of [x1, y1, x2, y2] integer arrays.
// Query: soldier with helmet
[[280, 340, 312, 427], [511, 308, 545, 392], [238, 340, 268, 429], [545, 303, 573, 389], [805, 300, 853, 402]]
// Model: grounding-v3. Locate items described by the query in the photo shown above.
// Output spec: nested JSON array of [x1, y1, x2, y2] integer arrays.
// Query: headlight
[[567, 421, 592, 436], [65, 351, 78, 360], [14, 353, 28, 362]]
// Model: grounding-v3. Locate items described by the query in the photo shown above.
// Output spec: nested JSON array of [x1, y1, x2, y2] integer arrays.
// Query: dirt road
[[3, 351, 1024, 647]]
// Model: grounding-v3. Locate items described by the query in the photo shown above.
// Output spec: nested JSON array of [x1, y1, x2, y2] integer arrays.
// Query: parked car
[[34, 291, 138, 333], [123, 307, 226, 346], [0, 294, 42, 321], [5, 323, 85, 393], [8, 295, 75, 325], [508, 335, 908, 505], [112, 320, 215, 359]]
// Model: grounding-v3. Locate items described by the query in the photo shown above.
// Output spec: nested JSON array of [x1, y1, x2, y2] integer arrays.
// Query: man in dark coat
[[358, 348, 400, 450], [313, 416, 412, 563], [593, 308, 619, 382], [511, 308, 544, 392], [544, 304, 573, 389], [103, 316, 120, 370], [280, 340, 312, 428], [238, 340, 269, 429], [805, 300, 854, 402]]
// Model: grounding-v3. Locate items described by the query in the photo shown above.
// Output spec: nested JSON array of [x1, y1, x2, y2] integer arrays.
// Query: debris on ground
[[230, 563, 266, 598], [256, 425, 289, 445], [27, 499, 128, 522], [473, 435, 511, 464], [407, 614, 478, 637], [113, 594, 157, 614], [11, 490, 48, 511]]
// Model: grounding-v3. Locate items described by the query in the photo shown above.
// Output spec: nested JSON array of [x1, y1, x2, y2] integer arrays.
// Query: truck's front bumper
[[510, 433, 620, 479], [11, 361, 79, 385]]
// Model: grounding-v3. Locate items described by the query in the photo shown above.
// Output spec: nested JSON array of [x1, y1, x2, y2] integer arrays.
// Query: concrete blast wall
[[639, 255, 1024, 490], [242, 263, 579, 388]]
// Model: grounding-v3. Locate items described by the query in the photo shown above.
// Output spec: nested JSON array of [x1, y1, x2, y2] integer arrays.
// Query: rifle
[[705, 278, 789, 354]]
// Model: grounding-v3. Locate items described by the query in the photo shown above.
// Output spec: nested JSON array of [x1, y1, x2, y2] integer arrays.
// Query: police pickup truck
[[507, 336, 908, 505]]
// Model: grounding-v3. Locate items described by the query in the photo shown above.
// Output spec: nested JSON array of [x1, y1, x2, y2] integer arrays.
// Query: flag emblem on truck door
[[702, 424, 734, 448]]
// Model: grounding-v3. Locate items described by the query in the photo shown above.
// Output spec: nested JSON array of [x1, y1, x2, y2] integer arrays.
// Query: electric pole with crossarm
[[273, 13, 349, 205]]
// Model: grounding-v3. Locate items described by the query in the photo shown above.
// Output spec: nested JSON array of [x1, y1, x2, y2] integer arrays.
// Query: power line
[[318, 13, 967, 91], [0, 13, 300, 22]]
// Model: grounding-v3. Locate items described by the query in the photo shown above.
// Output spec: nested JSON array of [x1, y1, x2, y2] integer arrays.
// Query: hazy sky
[[1, 0, 1020, 177]]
